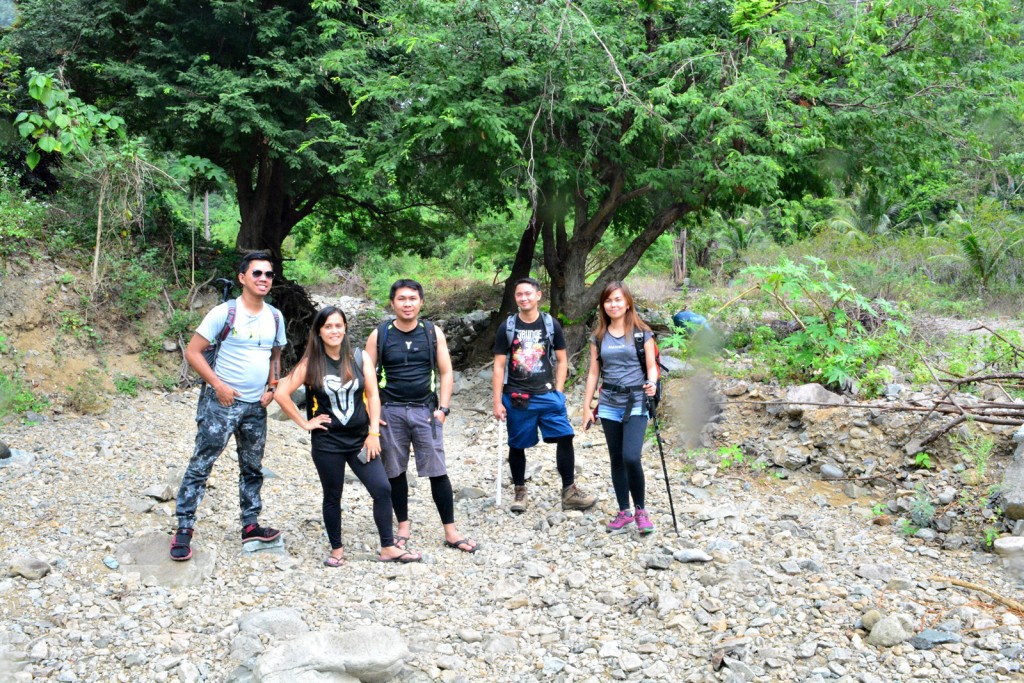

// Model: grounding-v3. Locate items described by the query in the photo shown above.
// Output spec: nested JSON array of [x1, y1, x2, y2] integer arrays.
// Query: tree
[[329, 0, 1022, 349], [5, 0, 385, 266]]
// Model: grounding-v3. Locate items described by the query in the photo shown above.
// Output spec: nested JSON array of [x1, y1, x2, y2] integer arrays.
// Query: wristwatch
[[438, 406, 451, 416]]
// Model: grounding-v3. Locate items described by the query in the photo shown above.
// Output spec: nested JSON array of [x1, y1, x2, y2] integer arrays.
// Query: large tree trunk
[[466, 208, 543, 366], [231, 146, 322, 371]]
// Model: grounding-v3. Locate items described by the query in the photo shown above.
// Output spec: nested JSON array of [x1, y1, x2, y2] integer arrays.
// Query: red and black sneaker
[[169, 528, 193, 561], [241, 523, 281, 542]]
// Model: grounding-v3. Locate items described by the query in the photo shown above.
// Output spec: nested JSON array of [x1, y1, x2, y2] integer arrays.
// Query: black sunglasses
[[250, 269, 275, 279]]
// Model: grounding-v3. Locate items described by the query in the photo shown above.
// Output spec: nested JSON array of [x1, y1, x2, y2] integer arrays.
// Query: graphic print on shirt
[[512, 329, 546, 376], [322, 372, 360, 425]]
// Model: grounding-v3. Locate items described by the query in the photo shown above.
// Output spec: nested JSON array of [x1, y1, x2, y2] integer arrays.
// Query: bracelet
[[266, 386, 276, 393], [368, 431, 381, 437]]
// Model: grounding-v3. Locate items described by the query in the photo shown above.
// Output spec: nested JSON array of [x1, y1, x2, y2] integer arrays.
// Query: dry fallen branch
[[929, 575, 1024, 613]]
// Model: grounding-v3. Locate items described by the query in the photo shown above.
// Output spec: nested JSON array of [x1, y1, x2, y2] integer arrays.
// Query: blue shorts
[[597, 402, 646, 423], [503, 391, 574, 449]]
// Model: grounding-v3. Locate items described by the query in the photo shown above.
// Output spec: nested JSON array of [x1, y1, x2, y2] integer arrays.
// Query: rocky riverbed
[[2, 369, 1023, 683]]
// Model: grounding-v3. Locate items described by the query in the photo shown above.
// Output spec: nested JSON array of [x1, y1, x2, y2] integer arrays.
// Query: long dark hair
[[593, 281, 651, 344], [302, 306, 357, 392]]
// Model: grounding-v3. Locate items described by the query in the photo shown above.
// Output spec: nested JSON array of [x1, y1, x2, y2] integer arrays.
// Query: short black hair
[[513, 277, 541, 291], [238, 251, 273, 274], [389, 279, 424, 301]]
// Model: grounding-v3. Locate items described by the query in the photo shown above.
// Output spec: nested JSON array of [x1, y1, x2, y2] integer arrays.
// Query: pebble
[[0, 385, 1020, 682]]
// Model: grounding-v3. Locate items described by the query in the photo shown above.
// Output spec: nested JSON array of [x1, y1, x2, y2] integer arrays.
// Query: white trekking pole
[[495, 418, 504, 506]]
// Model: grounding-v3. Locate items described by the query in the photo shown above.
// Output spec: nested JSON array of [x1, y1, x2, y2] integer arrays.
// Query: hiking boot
[[242, 523, 281, 542], [561, 484, 597, 511], [635, 508, 654, 535], [510, 485, 528, 513], [169, 528, 193, 561], [606, 510, 634, 533]]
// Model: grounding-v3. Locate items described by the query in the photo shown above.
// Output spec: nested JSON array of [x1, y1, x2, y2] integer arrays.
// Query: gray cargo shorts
[[379, 403, 447, 479]]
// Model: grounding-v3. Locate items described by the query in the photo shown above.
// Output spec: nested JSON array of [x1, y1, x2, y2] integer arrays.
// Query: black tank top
[[307, 350, 368, 452], [379, 324, 434, 404]]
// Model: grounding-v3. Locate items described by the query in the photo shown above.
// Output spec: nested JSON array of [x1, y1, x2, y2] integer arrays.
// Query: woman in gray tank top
[[581, 282, 659, 535]]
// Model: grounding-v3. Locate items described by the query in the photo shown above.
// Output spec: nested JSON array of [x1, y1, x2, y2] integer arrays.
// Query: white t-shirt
[[196, 299, 287, 402]]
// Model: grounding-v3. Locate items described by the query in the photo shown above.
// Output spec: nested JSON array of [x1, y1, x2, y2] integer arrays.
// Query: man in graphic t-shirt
[[365, 279, 477, 554], [169, 251, 288, 562], [493, 277, 597, 513]]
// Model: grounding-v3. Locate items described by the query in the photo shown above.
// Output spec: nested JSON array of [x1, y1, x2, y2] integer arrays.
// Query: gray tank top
[[592, 330, 651, 410]]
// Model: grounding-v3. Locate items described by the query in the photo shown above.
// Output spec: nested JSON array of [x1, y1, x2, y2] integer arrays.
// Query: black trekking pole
[[215, 277, 234, 303], [651, 402, 679, 534]]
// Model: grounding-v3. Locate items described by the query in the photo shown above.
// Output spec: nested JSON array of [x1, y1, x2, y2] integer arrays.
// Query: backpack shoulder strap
[[422, 320, 438, 397], [505, 314, 516, 347], [353, 347, 364, 381], [375, 320, 392, 383], [633, 328, 647, 373], [216, 299, 237, 343], [267, 303, 282, 347]]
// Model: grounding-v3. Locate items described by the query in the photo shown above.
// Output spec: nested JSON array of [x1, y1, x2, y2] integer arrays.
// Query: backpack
[[375, 319, 439, 407], [503, 312, 556, 385], [200, 299, 282, 377], [597, 328, 665, 418]]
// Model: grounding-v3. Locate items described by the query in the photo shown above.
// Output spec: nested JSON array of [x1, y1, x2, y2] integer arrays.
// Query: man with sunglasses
[[170, 251, 288, 561]]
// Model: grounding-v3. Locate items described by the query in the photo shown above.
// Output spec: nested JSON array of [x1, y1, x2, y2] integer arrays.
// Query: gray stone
[[239, 608, 308, 640], [619, 652, 643, 673], [162, 340, 179, 352], [885, 384, 905, 398], [1002, 443, 1024, 520], [861, 610, 883, 631], [866, 614, 914, 647], [672, 549, 713, 563], [455, 487, 487, 501], [843, 483, 871, 499], [937, 487, 958, 505], [7, 557, 50, 580], [914, 528, 938, 542], [253, 626, 409, 683], [457, 629, 482, 643], [909, 629, 962, 650], [820, 464, 844, 480], [722, 382, 748, 397], [0, 448, 34, 467], [993, 536, 1024, 558], [767, 384, 847, 417], [240, 536, 289, 557], [855, 563, 894, 582], [143, 483, 176, 502], [642, 554, 673, 570], [482, 635, 517, 654], [115, 532, 216, 588], [659, 355, 688, 375]]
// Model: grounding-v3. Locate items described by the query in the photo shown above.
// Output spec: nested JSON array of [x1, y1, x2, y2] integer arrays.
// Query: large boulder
[[114, 531, 216, 588], [253, 626, 409, 683]]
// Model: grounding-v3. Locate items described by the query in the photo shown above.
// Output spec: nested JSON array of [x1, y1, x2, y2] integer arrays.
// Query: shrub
[[66, 368, 107, 415]]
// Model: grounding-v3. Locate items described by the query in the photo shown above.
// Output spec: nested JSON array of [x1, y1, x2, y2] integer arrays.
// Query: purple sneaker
[[606, 510, 634, 533], [635, 508, 654, 535]]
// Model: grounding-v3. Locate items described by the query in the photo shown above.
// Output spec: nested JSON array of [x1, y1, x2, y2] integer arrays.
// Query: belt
[[601, 383, 646, 394]]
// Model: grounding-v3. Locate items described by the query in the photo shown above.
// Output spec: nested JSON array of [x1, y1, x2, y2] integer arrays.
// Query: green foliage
[[0, 164, 47, 265], [900, 519, 920, 536], [982, 526, 1000, 549], [954, 429, 996, 484], [739, 257, 909, 389], [909, 487, 936, 529], [14, 71, 126, 170], [717, 444, 745, 470], [113, 375, 140, 397], [0, 365, 49, 417], [913, 452, 934, 470], [66, 368, 106, 414]]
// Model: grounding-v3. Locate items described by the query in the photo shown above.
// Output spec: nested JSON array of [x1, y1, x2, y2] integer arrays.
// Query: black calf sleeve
[[555, 437, 575, 489], [508, 447, 526, 486], [389, 472, 409, 523], [429, 475, 455, 525]]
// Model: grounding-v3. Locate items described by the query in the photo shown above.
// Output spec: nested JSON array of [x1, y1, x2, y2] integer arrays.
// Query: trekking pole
[[214, 277, 234, 303], [651, 405, 679, 534], [495, 418, 504, 506]]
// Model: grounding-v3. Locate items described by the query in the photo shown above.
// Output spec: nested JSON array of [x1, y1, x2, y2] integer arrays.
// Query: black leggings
[[389, 472, 455, 525], [601, 417, 647, 510], [311, 446, 394, 550], [508, 436, 575, 489]]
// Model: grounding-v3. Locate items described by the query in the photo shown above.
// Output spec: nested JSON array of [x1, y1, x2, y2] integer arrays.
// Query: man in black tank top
[[365, 279, 478, 554]]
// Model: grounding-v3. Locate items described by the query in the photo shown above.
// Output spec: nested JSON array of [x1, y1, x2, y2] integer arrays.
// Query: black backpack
[[375, 319, 439, 407]]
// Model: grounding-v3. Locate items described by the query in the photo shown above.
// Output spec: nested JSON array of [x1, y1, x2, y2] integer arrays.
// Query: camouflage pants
[[175, 391, 268, 529]]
